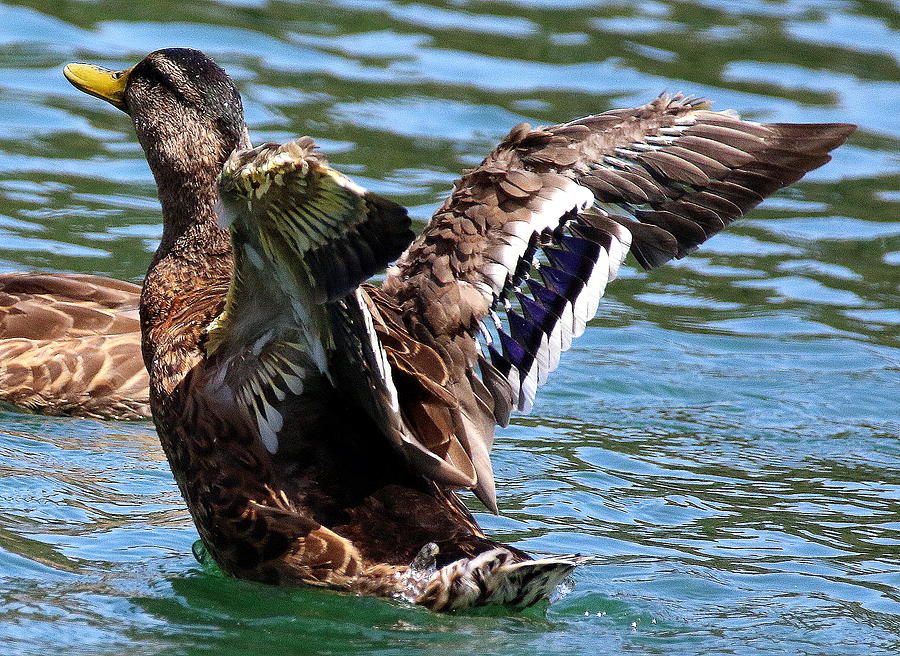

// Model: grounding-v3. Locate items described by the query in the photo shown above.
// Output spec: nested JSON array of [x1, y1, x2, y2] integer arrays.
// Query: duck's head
[[64, 48, 249, 187]]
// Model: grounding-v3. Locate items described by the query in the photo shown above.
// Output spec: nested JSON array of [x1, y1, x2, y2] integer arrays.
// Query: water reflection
[[0, 0, 897, 654]]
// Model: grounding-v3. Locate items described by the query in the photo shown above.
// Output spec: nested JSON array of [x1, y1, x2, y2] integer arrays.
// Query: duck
[[0, 272, 149, 419], [58, 47, 854, 610]]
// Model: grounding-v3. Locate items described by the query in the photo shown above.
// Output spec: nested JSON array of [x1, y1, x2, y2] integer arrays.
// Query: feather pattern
[[217, 137, 414, 304], [63, 46, 855, 611], [0, 273, 149, 419], [206, 138, 415, 458], [382, 93, 855, 511], [407, 542, 587, 611]]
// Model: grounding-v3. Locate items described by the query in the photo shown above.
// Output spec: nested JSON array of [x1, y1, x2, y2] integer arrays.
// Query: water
[[0, 0, 898, 654]]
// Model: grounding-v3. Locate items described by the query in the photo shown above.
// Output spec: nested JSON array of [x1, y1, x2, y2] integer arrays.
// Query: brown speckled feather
[[158, 331, 499, 593], [382, 94, 855, 510], [0, 273, 149, 419], [144, 131, 505, 599]]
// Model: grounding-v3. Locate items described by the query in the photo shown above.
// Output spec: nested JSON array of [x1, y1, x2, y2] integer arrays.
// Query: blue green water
[[0, 1, 898, 654]]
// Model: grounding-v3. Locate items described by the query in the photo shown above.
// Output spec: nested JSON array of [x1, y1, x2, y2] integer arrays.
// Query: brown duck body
[[160, 332, 505, 589], [0, 272, 148, 419], [140, 169, 518, 594], [144, 224, 522, 602], [55, 49, 854, 610]]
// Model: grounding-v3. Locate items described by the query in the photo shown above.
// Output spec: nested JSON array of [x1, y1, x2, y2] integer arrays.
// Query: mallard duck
[[0, 272, 149, 419], [61, 48, 854, 610]]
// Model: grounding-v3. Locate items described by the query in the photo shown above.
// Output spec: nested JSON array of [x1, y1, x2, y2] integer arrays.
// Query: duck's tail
[[403, 543, 584, 611]]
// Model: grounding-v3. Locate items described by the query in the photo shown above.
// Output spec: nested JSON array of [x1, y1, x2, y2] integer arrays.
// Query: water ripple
[[0, 0, 897, 655]]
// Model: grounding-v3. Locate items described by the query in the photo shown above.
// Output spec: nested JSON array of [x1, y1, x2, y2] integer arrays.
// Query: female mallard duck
[[60, 48, 853, 610], [0, 273, 148, 419]]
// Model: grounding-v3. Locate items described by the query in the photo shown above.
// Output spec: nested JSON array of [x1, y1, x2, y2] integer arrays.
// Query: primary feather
[[381, 94, 855, 511]]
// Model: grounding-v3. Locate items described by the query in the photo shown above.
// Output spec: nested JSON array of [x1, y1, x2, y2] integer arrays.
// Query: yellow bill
[[63, 62, 134, 110]]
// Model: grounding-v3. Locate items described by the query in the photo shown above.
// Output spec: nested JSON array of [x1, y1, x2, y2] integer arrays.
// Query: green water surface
[[0, 0, 898, 654]]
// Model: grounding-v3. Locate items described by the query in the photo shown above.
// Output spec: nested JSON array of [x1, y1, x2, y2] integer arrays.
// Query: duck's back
[[0, 273, 149, 419]]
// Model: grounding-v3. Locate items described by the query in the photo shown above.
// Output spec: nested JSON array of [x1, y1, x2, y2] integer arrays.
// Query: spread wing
[[206, 108, 853, 513], [210, 138, 505, 494], [217, 137, 414, 305], [0, 273, 149, 419], [379, 94, 855, 510], [207, 138, 415, 459]]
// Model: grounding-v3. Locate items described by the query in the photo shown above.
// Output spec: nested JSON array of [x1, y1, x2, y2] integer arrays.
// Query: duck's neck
[[139, 148, 235, 398], [154, 173, 230, 264]]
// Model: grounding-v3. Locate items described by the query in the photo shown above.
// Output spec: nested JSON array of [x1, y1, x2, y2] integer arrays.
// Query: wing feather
[[204, 110, 852, 513], [217, 137, 414, 304], [208, 138, 414, 458], [380, 93, 854, 509]]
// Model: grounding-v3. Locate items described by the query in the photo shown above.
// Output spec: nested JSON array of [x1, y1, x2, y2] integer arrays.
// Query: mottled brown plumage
[[55, 49, 853, 610], [381, 97, 856, 510], [0, 273, 148, 419]]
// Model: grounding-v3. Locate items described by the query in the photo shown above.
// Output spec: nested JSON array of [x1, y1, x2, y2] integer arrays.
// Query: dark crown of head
[[132, 48, 245, 137]]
